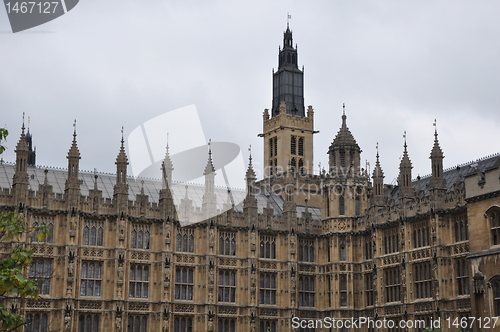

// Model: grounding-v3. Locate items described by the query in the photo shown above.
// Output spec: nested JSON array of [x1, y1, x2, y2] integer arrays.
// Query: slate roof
[[387, 153, 500, 201], [0, 162, 322, 221]]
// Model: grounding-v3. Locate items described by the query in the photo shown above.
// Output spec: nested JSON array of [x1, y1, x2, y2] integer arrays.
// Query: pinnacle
[[67, 121, 81, 159], [204, 143, 216, 175], [331, 107, 359, 148]]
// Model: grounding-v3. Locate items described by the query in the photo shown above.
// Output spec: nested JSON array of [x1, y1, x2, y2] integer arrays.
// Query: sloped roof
[[0, 162, 322, 220], [387, 153, 500, 201]]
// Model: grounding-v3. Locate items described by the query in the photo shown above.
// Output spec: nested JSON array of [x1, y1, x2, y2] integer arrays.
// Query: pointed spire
[[328, 104, 362, 171], [204, 139, 216, 175], [65, 120, 81, 207], [430, 119, 444, 158], [161, 135, 174, 190], [244, 147, 258, 211], [430, 120, 445, 189], [67, 120, 80, 158], [24, 115, 35, 166], [245, 148, 257, 197], [399, 131, 412, 169], [398, 131, 414, 197], [116, 126, 128, 164], [114, 127, 129, 213], [16, 112, 28, 151], [12, 114, 30, 206], [373, 142, 384, 178], [332, 104, 358, 147], [372, 142, 385, 201]]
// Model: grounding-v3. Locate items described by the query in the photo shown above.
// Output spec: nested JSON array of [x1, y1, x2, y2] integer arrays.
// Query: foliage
[[0, 129, 49, 331]]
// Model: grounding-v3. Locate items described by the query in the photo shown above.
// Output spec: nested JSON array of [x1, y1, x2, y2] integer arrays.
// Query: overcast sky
[[1, 1, 499, 185]]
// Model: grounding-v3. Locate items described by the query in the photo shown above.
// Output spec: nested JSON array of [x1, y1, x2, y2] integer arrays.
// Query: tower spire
[[272, 21, 304, 117], [161, 133, 174, 190], [114, 126, 129, 212], [328, 104, 361, 172], [202, 140, 217, 220], [398, 131, 413, 198], [12, 115, 29, 207], [372, 142, 385, 205], [430, 120, 445, 189], [65, 120, 81, 208]]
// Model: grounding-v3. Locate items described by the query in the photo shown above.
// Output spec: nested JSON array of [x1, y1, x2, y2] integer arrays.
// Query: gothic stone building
[[1, 25, 500, 332]]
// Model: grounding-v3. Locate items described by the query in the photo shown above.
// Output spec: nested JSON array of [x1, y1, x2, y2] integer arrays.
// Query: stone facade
[[1, 25, 500, 332]]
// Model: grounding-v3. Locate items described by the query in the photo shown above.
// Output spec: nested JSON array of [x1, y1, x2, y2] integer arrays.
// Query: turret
[[159, 139, 176, 220], [243, 151, 258, 225], [202, 141, 217, 220], [429, 121, 446, 190], [272, 23, 305, 117], [328, 104, 362, 174], [64, 121, 81, 209], [398, 132, 414, 198], [372, 143, 385, 206], [113, 128, 129, 214], [12, 115, 29, 207]]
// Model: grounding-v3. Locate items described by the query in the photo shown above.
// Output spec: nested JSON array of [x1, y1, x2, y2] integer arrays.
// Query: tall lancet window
[[339, 196, 345, 215]]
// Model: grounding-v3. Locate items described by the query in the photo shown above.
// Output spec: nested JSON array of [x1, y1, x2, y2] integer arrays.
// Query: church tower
[[260, 24, 316, 177]]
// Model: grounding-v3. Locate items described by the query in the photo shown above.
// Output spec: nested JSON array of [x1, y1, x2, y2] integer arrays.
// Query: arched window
[[339, 237, 346, 261], [128, 315, 147, 332], [298, 137, 304, 156], [138, 231, 143, 249], [493, 278, 500, 316], [131, 230, 137, 248], [488, 208, 500, 245], [90, 227, 96, 245], [83, 227, 89, 245], [97, 227, 103, 246], [183, 234, 188, 252], [218, 318, 235, 332], [260, 235, 276, 259], [339, 196, 345, 215], [298, 159, 304, 174], [355, 196, 360, 215], [291, 158, 296, 172], [144, 231, 150, 249], [290, 136, 296, 155]]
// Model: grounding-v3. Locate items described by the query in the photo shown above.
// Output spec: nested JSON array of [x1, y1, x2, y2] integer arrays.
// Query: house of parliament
[[1, 25, 500, 332]]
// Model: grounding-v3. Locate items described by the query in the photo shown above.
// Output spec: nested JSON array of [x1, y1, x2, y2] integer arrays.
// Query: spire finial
[[287, 13, 291, 28], [208, 138, 212, 156], [376, 142, 379, 159], [433, 119, 438, 139], [120, 126, 124, 146], [73, 119, 77, 141], [21, 112, 25, 134], [27, 116, 30, 130], [341, 103, 347, 127], [403, 131, 407, 150], [248, 144, 252, 164]]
